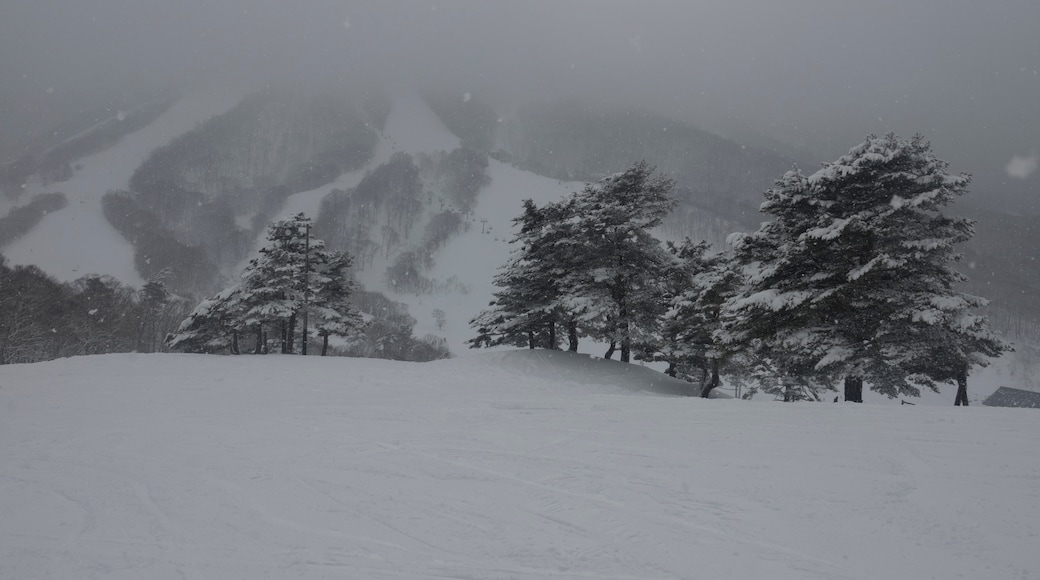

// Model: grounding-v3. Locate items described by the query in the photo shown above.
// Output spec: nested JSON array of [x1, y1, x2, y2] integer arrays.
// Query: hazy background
[[2, 0, 1038, 212]]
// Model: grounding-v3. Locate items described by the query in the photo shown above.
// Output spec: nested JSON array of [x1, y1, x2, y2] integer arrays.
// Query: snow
[[802, 217, 850, 241], [1, 351, 1039, 579], [4, 85, 246, 286], [731, 288, 812, 312]]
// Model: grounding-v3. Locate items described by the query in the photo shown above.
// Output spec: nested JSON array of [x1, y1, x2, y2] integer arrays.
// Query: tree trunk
[[321, 334, 329, 356], [567, 318, 579, 352], [280, 320, 287, 354], [604, 341, 616, 360], [231, 329, 239, 355], [286, 313, 297, 354], [254, 326, 263, 354], [954, 367, 969, 406], [547, 320, 557, 350], [665, 362, 677, 378], [844, 376, 863, 403], [527, 331, 535, 350], [701, 359, 720, 398], [618, 303, 630, 363]]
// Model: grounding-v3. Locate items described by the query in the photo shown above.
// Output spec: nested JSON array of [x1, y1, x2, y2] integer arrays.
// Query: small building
[[982, 387, 1040, 409]]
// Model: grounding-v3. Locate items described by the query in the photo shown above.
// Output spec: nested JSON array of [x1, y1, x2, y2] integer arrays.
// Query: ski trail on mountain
[[5, 86, 245, 285]]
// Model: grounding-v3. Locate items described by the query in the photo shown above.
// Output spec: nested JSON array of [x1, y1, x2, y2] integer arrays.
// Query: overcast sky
[[3, 0, 1038, 211]]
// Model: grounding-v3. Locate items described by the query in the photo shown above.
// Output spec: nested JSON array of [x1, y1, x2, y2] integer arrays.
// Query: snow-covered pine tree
[[469, 198, 578, 350], [560, 161, 676, 362], [238, 214, 310, 353], [721, 133, 1009, 402], [167, 287, 247, 354], [308, 248, 363, 356], [169, 213, 362, 356], [647, 239, 742, 396]]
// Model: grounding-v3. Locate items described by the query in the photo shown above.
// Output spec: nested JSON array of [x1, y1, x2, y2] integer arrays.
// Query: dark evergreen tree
[[469, 198, 578, 351], [720, 134, 1009, 401], [308, 250, 363, 356], [167, 287, 247, 354], [168, 213, 361, 355], [560, 161, 676, 362], [644, 240, 742, 396]]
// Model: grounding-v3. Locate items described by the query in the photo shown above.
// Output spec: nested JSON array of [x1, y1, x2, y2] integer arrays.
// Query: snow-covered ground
[[4, 86, 246, 285], [1, 351, 1038, 579]]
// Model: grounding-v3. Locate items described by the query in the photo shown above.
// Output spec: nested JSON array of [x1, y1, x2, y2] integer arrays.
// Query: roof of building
[[982, 387, 1040, 409]]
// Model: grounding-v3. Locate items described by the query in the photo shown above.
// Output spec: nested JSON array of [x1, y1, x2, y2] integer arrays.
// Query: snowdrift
[[2, 351, 1038, 579]]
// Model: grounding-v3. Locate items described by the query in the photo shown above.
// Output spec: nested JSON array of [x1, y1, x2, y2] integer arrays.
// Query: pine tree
[[308, 250, 363, 356], [721, 134, 1009, 401], [647, 240, 742, 396], [238, 214, 310, 353], [471, 162, 677, 362], [168, 213, 362, 356], [167, 287, 246, 354], [469, 198, 577, 350], [560, 161, 676, 362]]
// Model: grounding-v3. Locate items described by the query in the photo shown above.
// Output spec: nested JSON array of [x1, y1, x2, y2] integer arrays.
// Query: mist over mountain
[[0, 1, 1037, 376], [4, 0, 1039, 212]]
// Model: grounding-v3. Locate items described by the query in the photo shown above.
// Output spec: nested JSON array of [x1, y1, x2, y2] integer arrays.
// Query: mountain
[[1, 350, 1038, 579], [1, 86, 247, 287], [1, 84, 1036, 382]]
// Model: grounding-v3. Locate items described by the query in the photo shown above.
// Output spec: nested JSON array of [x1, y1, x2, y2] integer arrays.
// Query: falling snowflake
[[463, 92, 471, 103], [1006, 153, 1038, 179], [116, 110, 126, 122]]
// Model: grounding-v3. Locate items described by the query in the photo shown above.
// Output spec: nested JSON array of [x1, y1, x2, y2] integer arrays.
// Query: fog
[[3, 0, 1038, 212]]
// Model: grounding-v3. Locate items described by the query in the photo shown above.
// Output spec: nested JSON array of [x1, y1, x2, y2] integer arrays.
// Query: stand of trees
[[470, 161, 675, 362], [0, 259, 188, 365], [471, 140, 1010, 404], [719, 134, 1010, 403], [0, 192, 68, 248], [168, 213, 363, 356]]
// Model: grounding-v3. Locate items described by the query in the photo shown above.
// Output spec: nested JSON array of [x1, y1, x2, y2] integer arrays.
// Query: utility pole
[[301, 221, 310, 355]]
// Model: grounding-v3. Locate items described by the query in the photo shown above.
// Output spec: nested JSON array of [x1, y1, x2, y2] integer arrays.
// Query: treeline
[[314, 148, 488, 295], [101, 191, 225, 295], [0, 93, 177, 196], [0, 257, 189, 365], [36, 94, 178, 185], [472, 137, 1010, 405], [0, 192, 68, 248], [110, 90, 381, 294]]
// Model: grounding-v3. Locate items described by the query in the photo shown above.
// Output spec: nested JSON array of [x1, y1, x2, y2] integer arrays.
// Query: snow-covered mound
[[4, 86, 245, 285], [1, 352, 1037, 579]]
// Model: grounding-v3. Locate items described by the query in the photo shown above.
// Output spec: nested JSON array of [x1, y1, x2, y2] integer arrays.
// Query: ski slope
[[402, 158, 582, 354], [1, 351, 1038, 579], [272, 91, 462, 228], [272, 91, 583, 356], [4, 86, 246, 286]]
